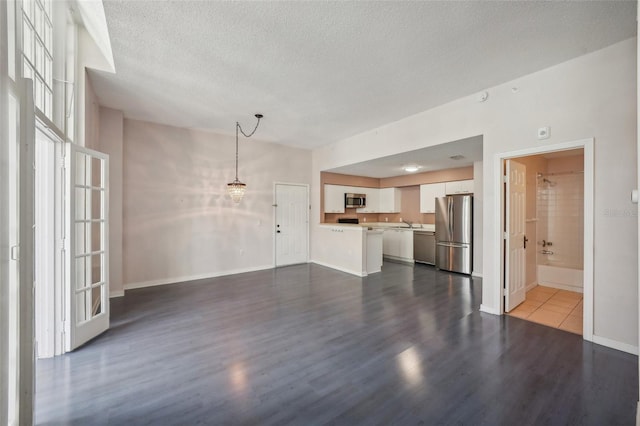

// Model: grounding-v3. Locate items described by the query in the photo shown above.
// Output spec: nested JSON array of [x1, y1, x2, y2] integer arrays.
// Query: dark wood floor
[[36, 263, 637, 425]]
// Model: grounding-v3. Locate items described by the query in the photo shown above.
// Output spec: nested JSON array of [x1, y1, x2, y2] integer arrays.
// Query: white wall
[[98, 107, 124, 297], [312, 38, 638, 351], [122, 118, 312, 288], [473, 160, 483, 277]]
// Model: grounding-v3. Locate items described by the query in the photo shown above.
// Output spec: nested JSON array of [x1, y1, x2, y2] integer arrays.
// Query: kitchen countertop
[[322, 222, 435, 232]]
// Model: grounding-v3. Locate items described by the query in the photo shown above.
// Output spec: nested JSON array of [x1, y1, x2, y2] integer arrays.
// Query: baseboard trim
[[479, 304, 500, 315], [636, 401, 640, 426], [537, 281, 584, 293], [124, 265, 274, 291], [592, 335, 639, 356], [109, 290, 125, 298], [310, 260, 366, 277], [472, 271, 483, 278], [525, 281, 538, 292], [383, 255, 415, 266]]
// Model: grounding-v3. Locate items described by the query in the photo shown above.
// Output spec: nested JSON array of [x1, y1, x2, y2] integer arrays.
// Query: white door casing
[[65, 144, 110, 351], [505, 159, 526, 312], [275, 183, 309, 267]]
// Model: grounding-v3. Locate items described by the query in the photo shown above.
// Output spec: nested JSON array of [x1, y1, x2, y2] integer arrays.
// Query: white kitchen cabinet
[[419, 183, 446, 213], [382, 229, 413, 262], [445, 179, 474, 195], [356, 187, 379, 213], [378, 188, 401, 213], [324, 184, 346, 213]]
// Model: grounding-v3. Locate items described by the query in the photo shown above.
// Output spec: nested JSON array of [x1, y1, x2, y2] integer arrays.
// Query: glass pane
[[75, 257, 86, 290], [23, 23, 32, 62], [90, 254, 102, 285], [35, 41, 43, 75], [35, 2, 43, 36], [76, 292, 89, 323], [45, 56, 52, 85], [75, 152, 86, 185], [91, 285, 103, 316], [74, 187, 86, 220], [91, 157, 102, 187], [23, 0, 34, 21], [23, 62, 32, 79], [75, 222, 88, 255], [91, 190, 102, 220], [91, 221, 101, 252]]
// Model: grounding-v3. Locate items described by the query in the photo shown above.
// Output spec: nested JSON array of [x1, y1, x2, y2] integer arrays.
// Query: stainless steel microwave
[[345, 193, 366, 209]]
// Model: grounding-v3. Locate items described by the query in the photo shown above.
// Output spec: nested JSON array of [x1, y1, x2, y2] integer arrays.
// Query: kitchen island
[[313, 224, 383, 277]]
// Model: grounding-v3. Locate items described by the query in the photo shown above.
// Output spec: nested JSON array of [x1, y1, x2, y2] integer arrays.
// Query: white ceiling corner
[[91, 1, 637, 150]]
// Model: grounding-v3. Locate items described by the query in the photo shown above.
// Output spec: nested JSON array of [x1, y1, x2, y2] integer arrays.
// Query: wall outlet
[[363, 217, 367, 222], [385, 217, 388, 222], [537, 126, 550, 140], [399, 217, 403, 222]]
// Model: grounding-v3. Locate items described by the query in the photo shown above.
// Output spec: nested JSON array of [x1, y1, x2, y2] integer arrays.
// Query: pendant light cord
[[234, 115, 262, 181]]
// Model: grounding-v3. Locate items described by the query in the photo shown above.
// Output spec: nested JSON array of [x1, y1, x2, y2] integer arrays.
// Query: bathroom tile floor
[[508, 285, 583, 335]]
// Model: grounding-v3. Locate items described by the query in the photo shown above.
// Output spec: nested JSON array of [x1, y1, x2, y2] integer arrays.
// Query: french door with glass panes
[[66, 144, 109, 351]]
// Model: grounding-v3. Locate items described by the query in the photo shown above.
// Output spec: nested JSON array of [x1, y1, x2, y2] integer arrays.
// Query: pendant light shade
[[227, 179, 247, 203], [227, 113, 263, 203]]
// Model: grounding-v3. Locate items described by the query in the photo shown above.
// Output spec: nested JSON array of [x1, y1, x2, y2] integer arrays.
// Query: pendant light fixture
[[227, 113, 263, 203]]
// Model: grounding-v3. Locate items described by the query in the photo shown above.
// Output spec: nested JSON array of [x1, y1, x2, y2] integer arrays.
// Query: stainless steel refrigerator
[[435, 195, 473, 274]]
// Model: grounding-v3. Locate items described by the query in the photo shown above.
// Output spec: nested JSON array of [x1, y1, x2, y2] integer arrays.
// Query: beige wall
[[122, 118, 312, 287], [312, 38, 638, 351], [84, 72, 100, 150], [98, 107, 124, 296]]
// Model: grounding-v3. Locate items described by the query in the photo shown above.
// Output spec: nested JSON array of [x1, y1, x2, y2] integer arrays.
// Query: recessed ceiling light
[[403, 165, 421, 173], [449, 155, 465, 160]]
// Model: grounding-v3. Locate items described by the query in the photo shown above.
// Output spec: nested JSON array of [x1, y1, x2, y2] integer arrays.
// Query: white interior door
[[275, 183, 309, 267], [66, 144, 109, 351], [1, 76, 36, 426], [505, 159, 527, 312]]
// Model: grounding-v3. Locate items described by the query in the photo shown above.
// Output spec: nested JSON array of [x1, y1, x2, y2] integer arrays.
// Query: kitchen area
[[314, 161, 478, 277]]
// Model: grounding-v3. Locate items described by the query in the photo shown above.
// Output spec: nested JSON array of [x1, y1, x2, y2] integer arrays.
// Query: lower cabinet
[[382, 229, 413, 262]]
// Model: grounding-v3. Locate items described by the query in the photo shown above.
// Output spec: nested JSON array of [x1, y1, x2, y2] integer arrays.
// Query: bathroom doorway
[[499, 141, 592, 337]]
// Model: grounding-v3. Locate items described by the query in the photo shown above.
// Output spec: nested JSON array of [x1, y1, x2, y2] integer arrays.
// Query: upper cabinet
[[356, 187, 380, 213], [324, 184, 346, 213], [420, 183, 446, 213], [445, 179, 474, 195], [378, 188, 401, 213]]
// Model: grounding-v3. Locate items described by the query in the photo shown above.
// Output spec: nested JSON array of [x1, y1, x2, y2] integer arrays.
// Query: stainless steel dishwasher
[[414, 231, 436, 265]]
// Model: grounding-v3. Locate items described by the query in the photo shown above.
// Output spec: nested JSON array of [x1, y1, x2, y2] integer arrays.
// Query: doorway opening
[[497, 139, 593, 340]]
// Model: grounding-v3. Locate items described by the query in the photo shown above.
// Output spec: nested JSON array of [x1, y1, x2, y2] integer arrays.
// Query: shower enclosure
[[536, 171, 584, 291]]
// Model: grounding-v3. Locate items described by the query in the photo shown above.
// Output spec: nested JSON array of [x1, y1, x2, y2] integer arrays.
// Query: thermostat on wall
[[537, 127, 550, 140]]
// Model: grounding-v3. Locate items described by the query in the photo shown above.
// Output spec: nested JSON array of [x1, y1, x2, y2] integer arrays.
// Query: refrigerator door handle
[[437, 242, 469, 248], [448, 197, 453, 240]]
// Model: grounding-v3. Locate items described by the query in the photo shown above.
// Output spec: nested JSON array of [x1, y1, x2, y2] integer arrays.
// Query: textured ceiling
[[91, 1, 636, 149]]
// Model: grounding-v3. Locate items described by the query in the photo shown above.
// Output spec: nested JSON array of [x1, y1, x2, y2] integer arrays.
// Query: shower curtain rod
[[541, 170, 584, 177]]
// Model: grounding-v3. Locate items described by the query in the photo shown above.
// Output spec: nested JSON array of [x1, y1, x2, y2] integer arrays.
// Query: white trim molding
[[493, 138, 595, 342], [124, 265, 274, 291], [310, 260, 367, 277], [109, 290, 125, 298], [592, 335, 639, 356], [472, 272, 483, 278], [479, 304, 501, 315]]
